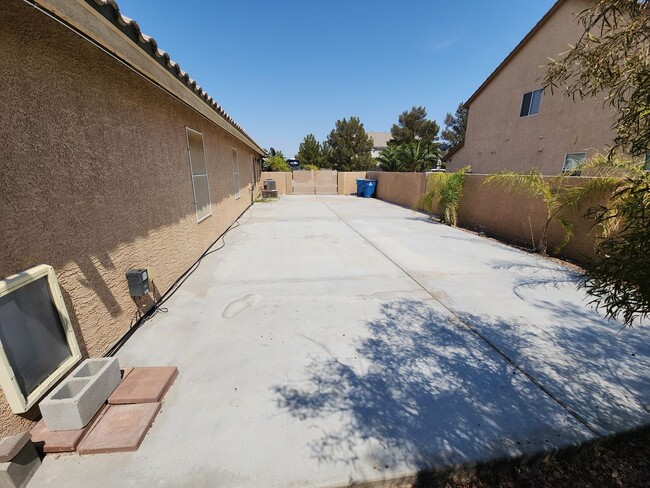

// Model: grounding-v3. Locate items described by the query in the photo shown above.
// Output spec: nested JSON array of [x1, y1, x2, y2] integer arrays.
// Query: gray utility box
[[263, 179, 277, 191], [126, 268, 149, 297]]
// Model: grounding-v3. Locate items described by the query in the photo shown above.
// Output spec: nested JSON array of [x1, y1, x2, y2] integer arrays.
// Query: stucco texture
[[367, 172, 427, 209], [0, 0, 261, 435], [448, 0, 617, 175], [337, 172, 367, 195]]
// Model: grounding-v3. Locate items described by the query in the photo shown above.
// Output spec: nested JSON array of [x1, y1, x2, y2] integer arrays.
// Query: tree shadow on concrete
[[272, 299, 592, 478]]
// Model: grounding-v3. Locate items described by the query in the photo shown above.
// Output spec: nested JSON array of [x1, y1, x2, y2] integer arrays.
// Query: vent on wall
[[0, 265, 82, 413]]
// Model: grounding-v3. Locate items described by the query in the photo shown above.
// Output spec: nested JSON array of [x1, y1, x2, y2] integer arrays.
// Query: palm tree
[[397, 142, 439, 172], [482, 157, 629, 255], [420, 166, 471, 226], [375, 146, 404, 172]]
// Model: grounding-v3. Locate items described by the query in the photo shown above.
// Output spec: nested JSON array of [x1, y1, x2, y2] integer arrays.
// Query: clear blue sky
[[116, 0, 557, 157]]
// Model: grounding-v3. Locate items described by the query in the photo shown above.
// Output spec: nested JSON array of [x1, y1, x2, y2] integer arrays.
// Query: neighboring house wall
[[368, 132, 392, 159], [0, 0, 262, 434], [447, 0, 617, 175]]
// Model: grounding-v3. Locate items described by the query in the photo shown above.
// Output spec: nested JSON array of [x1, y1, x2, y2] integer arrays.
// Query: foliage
[[544, 0, 650, 157], [266, 154, 290, 172], [388, 106, 440, 148], [375, 146, 404, 172], [483, 163, 617, 255], [441, 103, 468, 150], [319, 141, 332, 168], [296, 134, 322, 168], [420, 166, 471, 226], [325, 116, 374, 171], [302, 164, 319, 171], [581, 156, 649, 326], [396, 142, 440, 172]]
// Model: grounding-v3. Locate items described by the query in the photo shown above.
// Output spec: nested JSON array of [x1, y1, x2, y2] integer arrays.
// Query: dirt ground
[[413, 427, 650, 488]]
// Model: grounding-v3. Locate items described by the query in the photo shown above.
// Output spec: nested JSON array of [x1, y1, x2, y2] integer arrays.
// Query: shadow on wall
[[271, 299, 597, 477]]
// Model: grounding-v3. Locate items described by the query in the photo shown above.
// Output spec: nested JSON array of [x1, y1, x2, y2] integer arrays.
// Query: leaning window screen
[[0, 277, 72, 397]]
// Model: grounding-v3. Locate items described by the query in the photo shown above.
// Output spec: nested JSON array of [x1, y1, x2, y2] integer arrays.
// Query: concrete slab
[[28, 196, 650, 488], [76, 403, 161, 455], [0, 433, 31, 463], [108, 367, 178, 405]]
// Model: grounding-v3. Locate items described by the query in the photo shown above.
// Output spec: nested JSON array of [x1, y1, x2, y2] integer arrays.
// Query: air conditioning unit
[[264, 179, 276, 191]]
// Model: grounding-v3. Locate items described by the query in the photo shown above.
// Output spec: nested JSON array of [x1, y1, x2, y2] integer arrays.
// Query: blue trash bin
[[363, 180, 376, 198], [356, 178, 366, 196]]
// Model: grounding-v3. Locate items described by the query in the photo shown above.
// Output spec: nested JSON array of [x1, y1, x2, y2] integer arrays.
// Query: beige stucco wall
[[448, 0, 617, 175], [367, 172, 427, 209], [0, 1, 261, 435], [368, 172, 604, 263], [338, 172, 367, 195]]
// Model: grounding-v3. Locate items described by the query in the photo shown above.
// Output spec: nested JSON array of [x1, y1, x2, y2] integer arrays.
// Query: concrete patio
[[28, 195, 650, 487]]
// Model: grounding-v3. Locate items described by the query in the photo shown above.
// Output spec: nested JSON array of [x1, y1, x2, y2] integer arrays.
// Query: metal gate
[[292, 170, 337, 195]]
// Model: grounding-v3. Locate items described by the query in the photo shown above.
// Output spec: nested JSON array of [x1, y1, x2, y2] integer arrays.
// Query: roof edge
[[463, 0, 565, 108]]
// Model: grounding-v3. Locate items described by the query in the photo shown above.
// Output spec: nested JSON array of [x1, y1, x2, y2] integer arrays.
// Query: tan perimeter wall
[[0, 1, 261, 435], [368, 172, 606, 263], [448, 0, 617, 175], [261, 172, 292, 195], [367, 172, 427, 209], [338, 172, 367, 195]]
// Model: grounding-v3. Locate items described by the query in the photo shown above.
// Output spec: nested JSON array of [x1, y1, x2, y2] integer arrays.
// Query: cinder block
[[0, 442, 40, 488], [40, 358, 120, 431]]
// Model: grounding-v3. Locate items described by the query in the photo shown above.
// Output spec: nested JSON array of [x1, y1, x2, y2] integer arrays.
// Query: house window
[[232, 148, 241, 199], [520, 88, 543, 117], [562, 152, 586, 173], [186, 128, 212, 222], [0, 265, 82, 413]]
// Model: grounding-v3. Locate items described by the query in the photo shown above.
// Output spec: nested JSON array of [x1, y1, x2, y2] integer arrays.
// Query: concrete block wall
[[366, 172, 427, 210], [261, 172, 290, 195], [338, 172, 367, 195]]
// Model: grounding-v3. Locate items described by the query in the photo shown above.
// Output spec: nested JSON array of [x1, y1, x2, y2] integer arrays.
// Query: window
[[186, 128, 212, 222], [520, 88, 543, 117], [562, 152, 586, 173], [0, 264, 82, 413], [231, 148, 241, 199]]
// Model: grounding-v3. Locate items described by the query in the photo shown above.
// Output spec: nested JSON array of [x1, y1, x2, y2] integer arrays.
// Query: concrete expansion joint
[[320, 200, 600, 437]]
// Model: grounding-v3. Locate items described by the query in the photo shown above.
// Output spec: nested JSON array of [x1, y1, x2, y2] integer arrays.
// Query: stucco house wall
[[0, 0, 263, 434], [447, 0, 617, 175]]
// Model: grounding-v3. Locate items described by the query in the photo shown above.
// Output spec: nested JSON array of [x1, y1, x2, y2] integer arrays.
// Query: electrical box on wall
[[126, 269, 149, 297]]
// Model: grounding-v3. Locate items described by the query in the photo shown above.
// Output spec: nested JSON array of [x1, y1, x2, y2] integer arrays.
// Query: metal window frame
[[231, 147, 241, 200], [0, 265, 82, 413], [520, 88, 543, 117], [186, 127, 212, 222]]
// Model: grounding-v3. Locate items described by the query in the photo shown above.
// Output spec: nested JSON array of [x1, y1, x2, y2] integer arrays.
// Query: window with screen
[[520, 88, 543, 117], [0, 265, 81, 413], [186, 128, 212, 222], [232, 148, 241, 199]]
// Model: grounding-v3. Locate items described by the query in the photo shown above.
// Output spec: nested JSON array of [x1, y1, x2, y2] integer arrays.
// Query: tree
[[325, 117, 374, 171], [483, 165, 615, 255], [266, 154, 290, 172], [544, 0, 650, 325], [544, 0, 649, 157], [319, 141, 332, 168], [396, 142, 439, 172], [420, 166, 471, 226], [376, 146, 404, 172], [388, 106, 440, 148], [296, 134, 322, 167], [441, 103, 468, 149]]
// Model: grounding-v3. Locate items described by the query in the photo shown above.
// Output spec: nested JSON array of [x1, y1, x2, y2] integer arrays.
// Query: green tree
[[376, 146, 404, 172], [441, 103, 468, 149], [325, 117, 374, 171], [483, 165, 615, 255], [420, 166, 471, 226], [544, 0, 650, 325], [397, 142, 440, 172], [264, 149, 290, 172], [388, 106, 440, 148], [319, 141, 332, 168], [296, 134, 322, 167]]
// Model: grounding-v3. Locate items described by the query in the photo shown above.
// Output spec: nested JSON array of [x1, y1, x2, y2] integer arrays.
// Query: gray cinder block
[[40, 358, 120, 431], [0, 442, 40, 488]]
